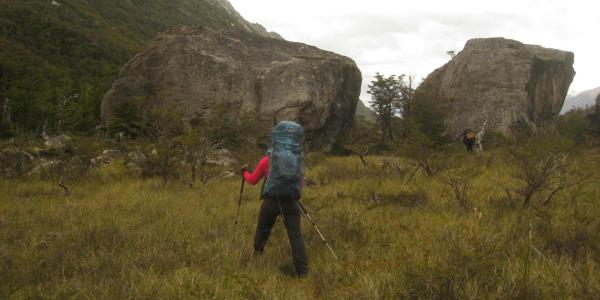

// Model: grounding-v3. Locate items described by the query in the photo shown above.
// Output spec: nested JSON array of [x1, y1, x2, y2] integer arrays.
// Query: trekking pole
[[232, 176, 245, 245], [297, 201, 339, 261]]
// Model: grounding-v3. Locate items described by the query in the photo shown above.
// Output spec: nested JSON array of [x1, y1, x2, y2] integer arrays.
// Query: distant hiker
[[462, 129, 476, 153], [242, 121, 308, 277]]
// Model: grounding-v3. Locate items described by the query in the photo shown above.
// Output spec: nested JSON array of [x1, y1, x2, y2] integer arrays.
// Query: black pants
[[253, 197, 308, 276], [465, 138, 475, 153]]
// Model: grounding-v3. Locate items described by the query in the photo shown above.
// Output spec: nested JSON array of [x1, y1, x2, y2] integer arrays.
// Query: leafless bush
[[143, 109, 185, 185], [506, 134, 589, 207], [381, 157, 406, 175], [67, 137, 105, 177], [358, 149, 369, 170], [443, 164, 480, 212], [181, 138, 223, 187], [403, 145, 453, 177], [509, 149, 568, 206]]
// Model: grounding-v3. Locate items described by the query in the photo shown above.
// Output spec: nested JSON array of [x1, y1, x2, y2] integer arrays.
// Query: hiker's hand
[[240, 164, 248, 174]]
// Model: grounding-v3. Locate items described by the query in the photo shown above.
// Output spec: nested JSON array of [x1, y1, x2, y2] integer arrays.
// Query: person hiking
[[241, 121, 308, 277], [462, 128, 477, 153]]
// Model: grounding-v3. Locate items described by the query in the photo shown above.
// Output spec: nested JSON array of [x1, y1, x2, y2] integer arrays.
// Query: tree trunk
[[381, 127, 387, 144], [380, 116, 394, 144], [388, 119, 394, 142]]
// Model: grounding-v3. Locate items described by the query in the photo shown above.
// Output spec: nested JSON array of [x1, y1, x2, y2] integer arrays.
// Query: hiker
[[241, 121, 308, 277], [462, 129, 476, 153]]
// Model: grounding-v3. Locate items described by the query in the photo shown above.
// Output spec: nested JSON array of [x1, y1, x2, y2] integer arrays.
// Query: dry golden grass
[[1, 150, 599, 298]]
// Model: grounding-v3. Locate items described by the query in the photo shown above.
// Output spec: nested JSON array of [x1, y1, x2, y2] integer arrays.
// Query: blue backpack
[[262, 121, 304, 200]]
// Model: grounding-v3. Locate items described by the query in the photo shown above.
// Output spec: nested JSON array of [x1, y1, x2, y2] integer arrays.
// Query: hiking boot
[[252, 248, 264, 258], [297, 271, 308, 278]]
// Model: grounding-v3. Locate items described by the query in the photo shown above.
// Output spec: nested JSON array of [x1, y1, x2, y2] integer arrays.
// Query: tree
[[402, 89, 447, 144], [368, 73, 405, 144], [145, 107, 185, 185], [398, 74, 416, 115], [446, 50, 457, 59], [398, 88, 452, 175], [178, 128, 223, 188], [106, 99, 145, 137]]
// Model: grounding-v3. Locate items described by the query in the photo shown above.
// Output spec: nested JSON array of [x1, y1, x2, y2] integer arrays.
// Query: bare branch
[[358, 150, 369, 170], [58, 177, 70, 196]]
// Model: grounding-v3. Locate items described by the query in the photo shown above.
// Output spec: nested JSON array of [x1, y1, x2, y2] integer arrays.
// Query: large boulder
[[417, 37, 575, 135], [101, 26, 362, 151]]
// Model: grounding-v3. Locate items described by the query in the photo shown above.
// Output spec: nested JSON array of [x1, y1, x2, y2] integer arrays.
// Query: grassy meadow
[[1, 149, 599, 299]]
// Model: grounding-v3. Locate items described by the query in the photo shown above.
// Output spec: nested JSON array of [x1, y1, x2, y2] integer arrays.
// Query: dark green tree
[[404, 90, 447, 143], [367, 73, 416, 145], [368, 73, 404, 144]]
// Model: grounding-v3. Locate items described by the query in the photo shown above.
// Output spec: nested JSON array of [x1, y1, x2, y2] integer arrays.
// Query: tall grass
[[1, 150, 599, 298]]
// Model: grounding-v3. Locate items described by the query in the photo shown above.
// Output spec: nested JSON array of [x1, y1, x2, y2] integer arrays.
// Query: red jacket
[[243, 156, 304, 187], [243, 156, 269, 185]]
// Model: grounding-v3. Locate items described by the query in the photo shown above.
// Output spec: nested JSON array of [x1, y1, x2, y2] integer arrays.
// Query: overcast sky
[[229, 0, 599, 102]]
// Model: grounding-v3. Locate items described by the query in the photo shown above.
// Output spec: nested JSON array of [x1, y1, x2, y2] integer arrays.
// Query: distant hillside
[[355, 100, 377, 123], [561, 87, 600, 114], [0, 0, 278, 133]]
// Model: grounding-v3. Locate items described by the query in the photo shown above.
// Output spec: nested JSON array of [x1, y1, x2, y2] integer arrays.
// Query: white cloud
[[230, 0, 600, 100]]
